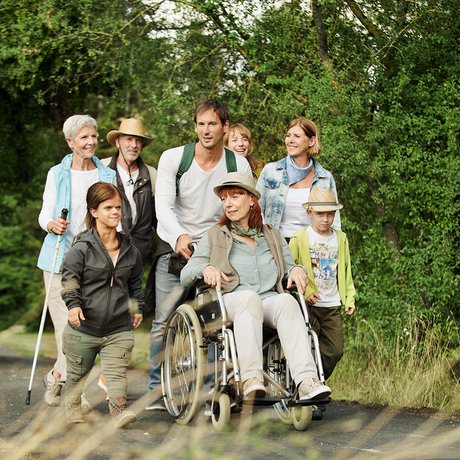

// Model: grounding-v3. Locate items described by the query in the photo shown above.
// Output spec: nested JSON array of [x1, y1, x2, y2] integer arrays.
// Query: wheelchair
[[160, 284, 329, 431]]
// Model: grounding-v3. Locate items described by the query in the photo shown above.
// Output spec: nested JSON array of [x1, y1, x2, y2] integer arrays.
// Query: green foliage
[[331, 314, 460, 410], [0, 196, 43, 330]]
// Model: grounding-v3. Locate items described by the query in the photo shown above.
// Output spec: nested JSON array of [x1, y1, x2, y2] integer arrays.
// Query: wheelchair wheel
[[267, 343, 291, 424], [162, 303, 205, 425], [291, 405, 312, 431], [211, 392, 231, 432]]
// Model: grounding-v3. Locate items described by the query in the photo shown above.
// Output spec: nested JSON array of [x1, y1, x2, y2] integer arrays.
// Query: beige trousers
[[223, 290, 318, 385], [43, 271, 68, 380]]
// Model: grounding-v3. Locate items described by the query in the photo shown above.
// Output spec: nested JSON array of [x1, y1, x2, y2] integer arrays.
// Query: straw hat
[[107, 118, 152, 146], [213, 172, 261, 199], [302, 187, 343, 211]]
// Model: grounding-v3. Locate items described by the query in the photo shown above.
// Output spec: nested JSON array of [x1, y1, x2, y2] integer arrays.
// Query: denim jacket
[[37, 154, 116, 273], [256, 157, 341, 230]]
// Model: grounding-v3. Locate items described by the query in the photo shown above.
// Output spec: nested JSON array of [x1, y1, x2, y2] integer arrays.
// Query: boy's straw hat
[[107, 118, 152, 146], [302, 187, 343, 211], [213, 172, 261, 199]]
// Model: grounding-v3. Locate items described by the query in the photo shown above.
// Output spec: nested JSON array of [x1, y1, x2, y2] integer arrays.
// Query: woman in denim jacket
[[256, 117, 341, 240]]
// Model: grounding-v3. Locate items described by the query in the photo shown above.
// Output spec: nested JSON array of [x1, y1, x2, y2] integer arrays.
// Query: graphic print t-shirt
[[306, 226, 341, 308]]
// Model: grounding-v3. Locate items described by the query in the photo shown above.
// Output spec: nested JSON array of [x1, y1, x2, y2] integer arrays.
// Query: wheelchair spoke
[[162, 304, 205, 424]]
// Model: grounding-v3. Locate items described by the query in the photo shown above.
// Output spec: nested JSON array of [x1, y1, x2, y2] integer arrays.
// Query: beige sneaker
[[43, 370, 64, 406], [298, 377, 331, 401], [243, 377, 266, 397]]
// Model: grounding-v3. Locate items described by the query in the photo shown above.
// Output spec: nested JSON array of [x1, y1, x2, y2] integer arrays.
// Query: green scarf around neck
[[230, 222, 261, 239]]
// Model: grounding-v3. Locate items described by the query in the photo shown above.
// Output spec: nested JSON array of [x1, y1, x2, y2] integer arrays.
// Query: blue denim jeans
[[149, 253, 185, 390]]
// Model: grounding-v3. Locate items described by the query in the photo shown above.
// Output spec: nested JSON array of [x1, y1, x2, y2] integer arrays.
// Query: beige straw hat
[[213, 172, 261, 199], [107, 118, 152, 146], [302, 187, 343, 211]]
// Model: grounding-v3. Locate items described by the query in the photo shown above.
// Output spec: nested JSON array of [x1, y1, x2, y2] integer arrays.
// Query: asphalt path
[[1, 351, 459, 460]]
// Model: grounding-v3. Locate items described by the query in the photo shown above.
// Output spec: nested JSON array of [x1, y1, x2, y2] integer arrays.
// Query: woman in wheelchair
[[180, 172, 331, 401]]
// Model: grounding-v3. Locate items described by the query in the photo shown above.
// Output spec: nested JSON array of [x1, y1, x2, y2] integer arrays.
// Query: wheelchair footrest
[[242, 396, 281, 406], [287, 396, 331, 407]]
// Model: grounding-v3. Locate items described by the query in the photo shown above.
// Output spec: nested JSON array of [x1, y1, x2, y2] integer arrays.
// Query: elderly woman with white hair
[[37, 114, 115, 408]]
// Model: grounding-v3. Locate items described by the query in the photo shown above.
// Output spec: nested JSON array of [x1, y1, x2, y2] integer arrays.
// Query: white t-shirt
[[306, 226, 341, 308], [155, 145, 252, 250], [68, 169, 99, 248], [117, 164, 139, 224], [280, 188, 310, 238]]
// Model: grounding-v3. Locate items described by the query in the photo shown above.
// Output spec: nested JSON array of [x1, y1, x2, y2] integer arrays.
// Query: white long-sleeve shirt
[[38, 168, 99, 251], [155, 145, 251, 250]]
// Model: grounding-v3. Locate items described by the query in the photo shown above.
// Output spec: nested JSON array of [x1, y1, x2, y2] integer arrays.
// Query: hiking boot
[[109, 399, 137, 428], [243, 377, 266, 398], [298, 377, 331, 401], [66, 403, 85, 424], [80, 393, 92, 414], [44, 370, 64, 407]]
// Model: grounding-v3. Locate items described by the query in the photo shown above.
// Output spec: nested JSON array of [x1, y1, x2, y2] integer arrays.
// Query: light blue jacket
[[256, 157, 341, 230], [37, 154, 116, 273]]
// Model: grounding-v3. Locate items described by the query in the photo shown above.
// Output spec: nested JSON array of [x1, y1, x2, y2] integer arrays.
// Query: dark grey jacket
[[61, 229, 145, 337], [104, 154, 157, 263]]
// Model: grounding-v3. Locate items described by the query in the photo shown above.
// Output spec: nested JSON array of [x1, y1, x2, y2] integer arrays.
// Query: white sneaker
[[80, 393, 92, 414], [144, 398, 167, 411], [298, 378, 331, 401], [43, 370, 64, 406], [243, 377, 266, 397]]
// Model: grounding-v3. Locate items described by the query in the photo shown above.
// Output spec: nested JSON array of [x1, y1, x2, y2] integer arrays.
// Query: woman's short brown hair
[[85, 182, 121, 230]]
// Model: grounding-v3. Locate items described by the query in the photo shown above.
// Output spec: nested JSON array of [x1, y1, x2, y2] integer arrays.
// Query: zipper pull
[[110, 274, 114, 287]]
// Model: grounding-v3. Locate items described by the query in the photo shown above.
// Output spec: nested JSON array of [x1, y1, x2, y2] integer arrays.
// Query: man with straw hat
[[103, 118, 157, 263], [289, 187, 356, 419]]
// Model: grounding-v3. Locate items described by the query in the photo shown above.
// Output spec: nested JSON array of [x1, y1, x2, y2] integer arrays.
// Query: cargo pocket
[[64, 348, 84, 381], [120, 334, 134, 365]]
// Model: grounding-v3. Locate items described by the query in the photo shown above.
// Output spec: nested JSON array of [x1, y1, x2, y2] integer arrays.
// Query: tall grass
[[329, 314, 460, 412]]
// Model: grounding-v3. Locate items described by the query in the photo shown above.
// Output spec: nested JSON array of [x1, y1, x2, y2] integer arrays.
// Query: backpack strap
[[224, 148, 237, 172], [176, 145, 238, 195], [176, 143, 195, 195]]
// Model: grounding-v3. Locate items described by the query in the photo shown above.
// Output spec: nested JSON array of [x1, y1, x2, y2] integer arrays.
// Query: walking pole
[[26, 208, 68, 405]]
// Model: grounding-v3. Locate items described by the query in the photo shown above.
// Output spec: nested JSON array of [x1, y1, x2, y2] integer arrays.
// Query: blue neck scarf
[[286, 156, 313, 186]]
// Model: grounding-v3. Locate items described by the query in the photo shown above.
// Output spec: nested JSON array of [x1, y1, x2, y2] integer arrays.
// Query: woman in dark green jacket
[[61, 182, 144, 428]]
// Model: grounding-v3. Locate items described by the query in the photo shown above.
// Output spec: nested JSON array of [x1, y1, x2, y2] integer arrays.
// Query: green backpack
[[175, 143, 237, 195]]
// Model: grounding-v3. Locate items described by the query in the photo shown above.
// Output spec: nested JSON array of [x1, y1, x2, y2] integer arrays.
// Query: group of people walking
[[37, 99, 355, 427]]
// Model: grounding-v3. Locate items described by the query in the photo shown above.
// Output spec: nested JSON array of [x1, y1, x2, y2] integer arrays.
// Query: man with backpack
[[146, 100, 251, 410]]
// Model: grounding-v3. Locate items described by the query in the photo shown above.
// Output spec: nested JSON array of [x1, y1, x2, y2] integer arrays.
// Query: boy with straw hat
[[289, 187, 356, 417]]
